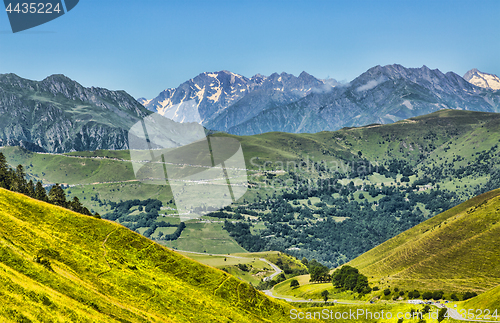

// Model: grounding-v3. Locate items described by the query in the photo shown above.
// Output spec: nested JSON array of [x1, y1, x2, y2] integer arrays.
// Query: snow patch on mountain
[[464, 69, 500, 90]]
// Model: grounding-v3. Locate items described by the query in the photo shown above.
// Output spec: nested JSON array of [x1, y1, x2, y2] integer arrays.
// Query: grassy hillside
[[461, 284, 500, 310], [0, 188, 320, 322], [348, 188, 500, 293]]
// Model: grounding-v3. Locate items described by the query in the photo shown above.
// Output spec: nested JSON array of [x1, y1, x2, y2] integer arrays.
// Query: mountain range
[[141, 65, 500, 135], [1, 65, 499, 153], [138, 70, 331, 125]]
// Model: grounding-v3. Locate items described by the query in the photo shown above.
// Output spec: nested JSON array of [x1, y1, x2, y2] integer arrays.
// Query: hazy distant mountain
[[228, 64, 500, 135], [140, 70, 334, 126], [464, 68, 500, 91], [141, 65, 500, 135], [0, 73, 152, 153]]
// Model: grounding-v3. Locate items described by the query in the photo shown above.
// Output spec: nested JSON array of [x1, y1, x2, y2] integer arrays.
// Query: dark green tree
[[354, 275, 369, 293], [26, 180, 35, 198], [290, 279, 300, 288], [12, 165, 27, 193], [0, 152, 11, 189], [70, 196, 83, 213], [49, 184, 67, 207], [35, 182, 48, 202], [321, 290, 329, 303]]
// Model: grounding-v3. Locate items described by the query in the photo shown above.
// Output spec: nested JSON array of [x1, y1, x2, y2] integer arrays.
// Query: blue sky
[[0, 0, 499, 99]]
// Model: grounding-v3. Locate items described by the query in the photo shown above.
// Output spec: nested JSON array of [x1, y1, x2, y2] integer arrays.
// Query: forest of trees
[[215, 145, 500, 268], [0, 152, 97, 218]]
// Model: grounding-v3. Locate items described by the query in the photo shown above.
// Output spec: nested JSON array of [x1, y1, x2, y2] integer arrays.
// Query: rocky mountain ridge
[[141, 65, 500, 135], [0, 73, 152, 152]]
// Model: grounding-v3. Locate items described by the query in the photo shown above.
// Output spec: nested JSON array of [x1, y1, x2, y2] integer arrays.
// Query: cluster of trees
[[305, 259, 331, 283], [223, 221, 265, 252], [104, 198, 186, 241], [219, 142, 499, 267], [221, 165, 467, 267], [105, 198, 164, 230], [0, 153, 97, 217], [331, 265, 370, 294], [206, 210, 243, 220], [144, 222, 186, 240], [385, 288, 476, 301], [422, 291, 444, 300], [107, 198, 162, 218]]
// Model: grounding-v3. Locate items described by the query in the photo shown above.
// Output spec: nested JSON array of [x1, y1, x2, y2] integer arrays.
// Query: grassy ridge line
[[0, 188, 319, 322], [461, 284, 500, 310], [348, 188, 500, 292], [349, 189, 500, 269]]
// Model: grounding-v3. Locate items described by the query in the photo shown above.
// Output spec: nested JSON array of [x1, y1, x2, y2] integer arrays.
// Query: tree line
[[0, 152, 98, 218]]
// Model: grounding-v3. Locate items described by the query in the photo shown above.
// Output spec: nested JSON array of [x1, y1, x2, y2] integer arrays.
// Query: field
[[159, 221, 247, 254]]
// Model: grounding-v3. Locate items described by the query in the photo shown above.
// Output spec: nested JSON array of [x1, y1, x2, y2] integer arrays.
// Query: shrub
[[422, 292, 433, 300], [383, 288, 391, 296], [432, 291, 444, 300], [33, 256, 53, 272], [362, 287, 372, 294], [237, 263, 251, 272], [438, 308, 447, 322], [463, 291, 477, 300]]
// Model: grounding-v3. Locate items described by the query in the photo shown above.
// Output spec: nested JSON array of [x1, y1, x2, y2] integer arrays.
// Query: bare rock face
[[0, 73, 152, 153]]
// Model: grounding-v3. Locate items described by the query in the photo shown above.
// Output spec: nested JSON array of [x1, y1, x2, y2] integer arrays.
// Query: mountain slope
[[228, 64, 500, 135], [0, 188, 306, 322], [347, 188, 500, 293], [0, 73, 153, 153], [464, 68, 500, 90], [461, 284, 500, 310]]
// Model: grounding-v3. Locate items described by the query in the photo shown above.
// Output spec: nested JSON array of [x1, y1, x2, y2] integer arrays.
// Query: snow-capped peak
[[464, 68, 500, 90]]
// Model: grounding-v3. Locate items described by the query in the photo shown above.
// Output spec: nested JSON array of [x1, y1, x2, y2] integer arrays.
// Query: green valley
[[2, 110, 500, 268]]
